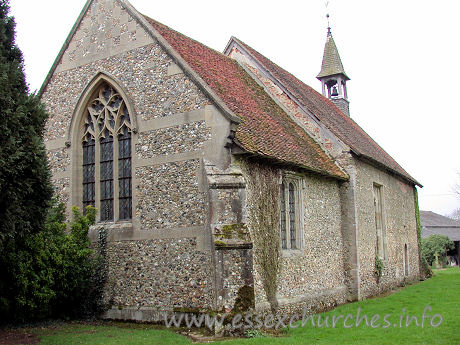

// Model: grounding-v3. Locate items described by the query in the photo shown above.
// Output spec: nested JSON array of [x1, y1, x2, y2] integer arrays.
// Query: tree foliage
[[0, 0, 53, 247], [0, 1, 107, 323], [414, 188, 432, 279], [421, 234, 454, 267], [0, 201, 106, 322], [447, 208, 460, 221]]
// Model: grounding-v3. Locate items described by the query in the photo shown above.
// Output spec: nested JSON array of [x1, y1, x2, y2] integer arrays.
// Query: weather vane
[[325, 0, 331, 36]]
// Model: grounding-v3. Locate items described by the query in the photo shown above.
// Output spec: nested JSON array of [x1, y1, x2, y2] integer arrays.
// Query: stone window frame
[[69, 72, 138, 225], [403, 243, 409, 276], [280, 172, 304, 251], [373, 183, 388, 260]]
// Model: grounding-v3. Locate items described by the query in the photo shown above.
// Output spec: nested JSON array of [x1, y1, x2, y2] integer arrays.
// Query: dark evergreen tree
[[0, 0, 53, 320], [0, 2, 107, 322], [0, 0, 53, 247]]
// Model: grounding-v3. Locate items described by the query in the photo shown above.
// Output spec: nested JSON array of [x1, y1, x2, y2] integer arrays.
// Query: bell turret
[[317, 26, 350, 116]]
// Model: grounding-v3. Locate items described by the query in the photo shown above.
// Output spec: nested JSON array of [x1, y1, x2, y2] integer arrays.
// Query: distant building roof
[[420, 211, 460, 241]]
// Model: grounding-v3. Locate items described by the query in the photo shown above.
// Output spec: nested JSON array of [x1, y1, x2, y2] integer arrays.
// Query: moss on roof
[[144, 16, 347, 180], [232, 37, 420, 186]]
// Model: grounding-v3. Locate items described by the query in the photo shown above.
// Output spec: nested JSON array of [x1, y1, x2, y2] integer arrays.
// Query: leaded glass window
[[100, 129, 114, 221], [289, 183, 296, 249], [280, 183, 287, 249], [81, 82, 132, 221], [280, 177, 303, 250], [373, 184, 386, 259], [118, 125, 132, 220], [82, 135, 95, 212]]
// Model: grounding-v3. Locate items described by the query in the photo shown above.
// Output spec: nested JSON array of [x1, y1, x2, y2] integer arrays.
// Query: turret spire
[[317, 18, 351, 116]]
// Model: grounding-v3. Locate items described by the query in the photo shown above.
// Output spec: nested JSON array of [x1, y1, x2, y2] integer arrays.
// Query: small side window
[[280, 176, 303, 250], [404, 243, 409, 276], [373, 184, 387, 259]]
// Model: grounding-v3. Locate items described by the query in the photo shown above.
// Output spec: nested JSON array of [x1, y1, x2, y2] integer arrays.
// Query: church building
[[41, 0, 421, 321]]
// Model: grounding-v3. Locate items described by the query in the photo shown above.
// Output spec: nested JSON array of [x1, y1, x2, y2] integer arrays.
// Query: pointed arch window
[[82, 83, 132, 221], [82, 136, 95, 211], [288, 183, 296, 249], [280, 175, 303, 250], [280, 182, 287, 249], [404, 243, 409, 276], [373, 184, 386, 259]]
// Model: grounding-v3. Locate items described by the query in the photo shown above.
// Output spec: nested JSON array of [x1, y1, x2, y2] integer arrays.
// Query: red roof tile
[[144, 17, 347, 180], [231, 38, 419, 186]]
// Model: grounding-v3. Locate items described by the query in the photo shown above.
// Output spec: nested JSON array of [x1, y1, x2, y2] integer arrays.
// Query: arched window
[[280, 182, 287, 249], [289, 183, 296, 249], [373, 184, 387, 259], [280, 175, 303, 250], [81, 82, 132, 221], [404, 243, 409, 276]]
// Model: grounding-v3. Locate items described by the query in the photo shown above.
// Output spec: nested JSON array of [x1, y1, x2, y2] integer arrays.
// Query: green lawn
[[33, 268, 460, 345], [37, 324, 191, 345]]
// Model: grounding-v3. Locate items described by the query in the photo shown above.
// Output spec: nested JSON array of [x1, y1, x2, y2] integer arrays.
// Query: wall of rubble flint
[[242, 168, 348, 313], [228, 40, 420, 309], [42, 0, 216, 312], [104, 238, 214, 309], [355, 159, 420, 298]]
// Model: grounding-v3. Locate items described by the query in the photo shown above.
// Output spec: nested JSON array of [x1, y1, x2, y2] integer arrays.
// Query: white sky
[[9, 0, 460, 216]]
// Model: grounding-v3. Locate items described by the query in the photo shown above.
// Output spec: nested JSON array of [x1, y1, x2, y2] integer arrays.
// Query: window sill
[[88, 221, 134, 242], [282, 248, 304, 258], [90, 220, 133, 230], [91, 219, 133, 227]]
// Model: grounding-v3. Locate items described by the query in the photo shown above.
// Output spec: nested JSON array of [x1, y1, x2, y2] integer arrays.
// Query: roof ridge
[[230, 39, 376, 149], [143, 16, 348, 180], [229, 37, 420, 186]]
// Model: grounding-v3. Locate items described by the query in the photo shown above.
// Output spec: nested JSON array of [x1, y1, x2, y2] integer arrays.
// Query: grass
[[36, 323, 193, 345], [217, 268, 460, 345], [21, 268, 460, 344]]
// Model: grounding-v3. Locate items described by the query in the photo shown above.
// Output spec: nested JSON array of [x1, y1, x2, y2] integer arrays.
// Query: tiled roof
[[317, 33, 349, 80], [144, 16, 347, 180], [420, 211, 460, 241], [230, 38, 420, 186], [420, 211, 460, 227], [421, 227, 460, 241]]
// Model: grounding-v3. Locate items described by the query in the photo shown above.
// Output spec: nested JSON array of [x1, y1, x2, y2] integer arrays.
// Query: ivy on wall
[[374, 255, 383, 283], [241, 158, 282, 314], [414, 188, 432, 279]]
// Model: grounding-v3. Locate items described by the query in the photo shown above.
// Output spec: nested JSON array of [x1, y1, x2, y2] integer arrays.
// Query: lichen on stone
[[214, 240, 226, 247], [220, 223, 249, 240]]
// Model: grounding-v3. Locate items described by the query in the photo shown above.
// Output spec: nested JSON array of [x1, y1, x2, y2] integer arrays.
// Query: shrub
[[0, 1, 106, 323], [374, 255, 384, 282], [421, 234, 454, 267], [244, 329, 266, 338], [0, 200, 105, 322]]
